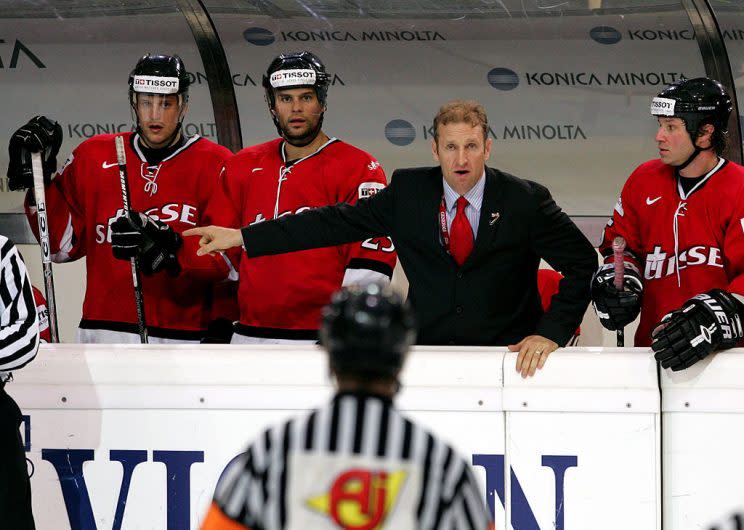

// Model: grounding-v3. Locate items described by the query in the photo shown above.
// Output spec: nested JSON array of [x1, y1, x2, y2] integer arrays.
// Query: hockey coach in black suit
[[186, 100, 597, 377]]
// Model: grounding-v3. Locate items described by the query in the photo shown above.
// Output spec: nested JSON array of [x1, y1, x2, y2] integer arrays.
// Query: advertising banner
[[8, 346, 680, 530]]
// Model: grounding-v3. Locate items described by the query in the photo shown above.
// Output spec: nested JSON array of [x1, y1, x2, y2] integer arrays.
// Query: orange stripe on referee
[[200, 502, 253, 530]]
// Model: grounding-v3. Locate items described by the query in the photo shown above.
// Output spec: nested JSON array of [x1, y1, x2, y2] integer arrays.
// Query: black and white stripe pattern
[[709, 512, 744, 530], [0, 235, 39, 376], [213, 392, 491, 530]]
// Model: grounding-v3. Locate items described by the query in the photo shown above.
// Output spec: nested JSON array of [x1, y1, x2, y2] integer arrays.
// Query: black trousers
[[0, 384, 35, 529]]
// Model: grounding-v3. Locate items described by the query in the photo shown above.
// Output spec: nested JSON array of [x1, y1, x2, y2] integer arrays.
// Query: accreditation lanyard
[[438, 196, 452, 255]]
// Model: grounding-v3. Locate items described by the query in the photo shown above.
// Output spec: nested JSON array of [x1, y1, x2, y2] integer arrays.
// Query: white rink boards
[[8, 345, 744, 529]]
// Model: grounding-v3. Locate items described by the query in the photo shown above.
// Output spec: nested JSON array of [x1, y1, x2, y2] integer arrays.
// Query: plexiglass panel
[[208, 0, 704, 218], [711, 0, 744, 156], [0, 1, 216, 213]]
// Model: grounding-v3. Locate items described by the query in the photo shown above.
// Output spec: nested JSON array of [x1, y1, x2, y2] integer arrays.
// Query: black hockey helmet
[[128, 53, 190, 105], [651, 77, 732, 139], [320, 283, 417, 379], [262, 51, 330, 111]]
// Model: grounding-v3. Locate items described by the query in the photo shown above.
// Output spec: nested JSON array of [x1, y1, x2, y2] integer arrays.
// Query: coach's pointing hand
[[183, 226, 243, 256]]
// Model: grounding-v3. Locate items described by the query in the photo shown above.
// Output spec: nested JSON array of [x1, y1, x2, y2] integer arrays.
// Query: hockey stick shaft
[[115, 136, 148, 344], [612, 236, 626, 347], [31, 152, 60, 342]]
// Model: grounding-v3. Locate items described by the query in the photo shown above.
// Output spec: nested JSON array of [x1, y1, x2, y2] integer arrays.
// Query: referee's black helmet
[[320, 283, 417, 378]]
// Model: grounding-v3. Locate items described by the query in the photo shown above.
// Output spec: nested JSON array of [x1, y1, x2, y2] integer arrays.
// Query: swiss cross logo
[[359, 182, 385, 199], [305, 468, 407, 530]]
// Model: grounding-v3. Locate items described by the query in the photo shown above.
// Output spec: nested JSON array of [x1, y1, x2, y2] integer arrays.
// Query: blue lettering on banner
[[154, 450, 205, 529], [22, 414, 30, 451], [42, 448, 203, 530], [472, 453, 578, 530], [32, 440, 574, 528]]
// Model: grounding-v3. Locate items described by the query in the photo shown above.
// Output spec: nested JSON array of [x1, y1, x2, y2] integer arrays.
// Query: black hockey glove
[[590, 262, 643, 331], [7, 115, 63, 191], [652, 289, 744, 371], [200, 318, 235, 344], [111, 211, 182, 276]]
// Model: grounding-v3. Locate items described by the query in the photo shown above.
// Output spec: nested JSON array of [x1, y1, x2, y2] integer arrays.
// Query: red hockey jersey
[[223, 138, 397, 339], [32, 286, 50, 343], [26, 132, 234, 342], [599, 158, 744, 346], [537, 268, 580, 342]]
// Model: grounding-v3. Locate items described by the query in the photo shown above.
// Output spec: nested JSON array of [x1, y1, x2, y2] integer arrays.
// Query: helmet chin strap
[[675, 132, 714, 171], [279, 112, 325, 148], [675, 145, 703, 171]]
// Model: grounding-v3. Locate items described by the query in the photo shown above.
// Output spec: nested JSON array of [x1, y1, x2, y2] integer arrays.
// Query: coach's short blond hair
[[432, 100, 488, 144]]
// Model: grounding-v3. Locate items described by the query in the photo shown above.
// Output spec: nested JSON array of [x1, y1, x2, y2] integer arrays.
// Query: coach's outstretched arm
[[185, 226, 244, 256], [185, 186, 393, 257]]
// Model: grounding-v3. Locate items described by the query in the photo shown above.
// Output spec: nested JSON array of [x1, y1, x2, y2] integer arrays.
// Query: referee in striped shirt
[[0, 234, 40, 529], [202, 283, 493, 530]]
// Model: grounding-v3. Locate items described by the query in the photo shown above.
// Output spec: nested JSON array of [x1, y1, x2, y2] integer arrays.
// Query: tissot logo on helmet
[[262, 51, 331, 140], [132, 75, 180, 94], [269, 69, 317, 88], [650, 97, 676, 116]]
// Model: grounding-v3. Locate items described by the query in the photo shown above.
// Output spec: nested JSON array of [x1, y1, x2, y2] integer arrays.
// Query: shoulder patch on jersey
[[359, 182, 385, 199], [614, 196, 624, 217], [368, 160, 381, 171], [57, 153, 74, 178]]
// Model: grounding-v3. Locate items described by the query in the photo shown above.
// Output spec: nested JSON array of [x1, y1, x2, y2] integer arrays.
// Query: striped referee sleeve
[[0, 236, 39, 371], [433, 463, 493, 530]]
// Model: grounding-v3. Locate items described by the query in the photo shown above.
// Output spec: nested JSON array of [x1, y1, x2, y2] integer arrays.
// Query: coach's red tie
[[450, 196, 474, 266]]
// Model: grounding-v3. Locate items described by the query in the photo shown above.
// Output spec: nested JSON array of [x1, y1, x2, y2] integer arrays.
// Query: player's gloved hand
[[590, 262, 643, 331], [652, 289, 744, 371], [111, 211, 182, 276], [7, 115, 63, 191], [200, 318, 235, 344]]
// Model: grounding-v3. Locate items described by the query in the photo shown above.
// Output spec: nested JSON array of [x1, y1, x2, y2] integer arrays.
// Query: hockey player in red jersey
[[6, 54, 235, 343], [592, 77, 744, 370], [221, 51, 397, 343]]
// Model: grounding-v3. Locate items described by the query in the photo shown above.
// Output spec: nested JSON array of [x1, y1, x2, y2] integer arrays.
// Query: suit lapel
[[465, 168, 503, 265]]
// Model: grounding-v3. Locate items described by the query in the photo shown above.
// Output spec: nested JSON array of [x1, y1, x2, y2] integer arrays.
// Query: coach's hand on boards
[[7, 115, 63, 190], [652, 289, 744, 371], [183, 226, 244, 256], [111, 211, 182, 276]]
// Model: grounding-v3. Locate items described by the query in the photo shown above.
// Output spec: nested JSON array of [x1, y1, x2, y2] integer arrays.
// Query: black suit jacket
[[242, 166, 597, 346]]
